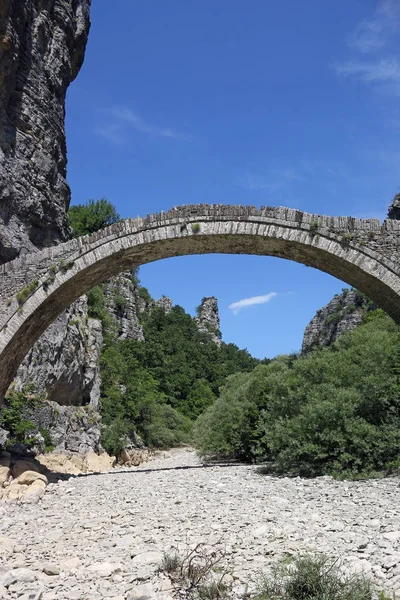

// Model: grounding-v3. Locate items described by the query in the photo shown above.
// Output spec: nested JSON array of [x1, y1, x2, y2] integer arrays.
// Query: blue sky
[[66, 0, 400, 359]]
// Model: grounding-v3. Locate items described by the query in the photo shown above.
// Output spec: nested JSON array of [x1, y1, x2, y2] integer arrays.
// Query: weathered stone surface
[[302, 288, 375, 352], [0, 427, 8, 449], [103, 272, 145, 341], [14, 296, 102, 408], [388, 193, 400, 221], [2, 205, 400, 400], [0, 0, 92, 264], [195, 296, 222, 345], [155, 296, 173, 314], [0, 449, 399, 597]]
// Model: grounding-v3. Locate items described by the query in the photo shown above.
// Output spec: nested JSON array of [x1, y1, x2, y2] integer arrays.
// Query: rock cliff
[[194, 297, 222, 345], [0, 0, 91, 264], [14, 296, 102, 408], [302, 288, 375, 353]]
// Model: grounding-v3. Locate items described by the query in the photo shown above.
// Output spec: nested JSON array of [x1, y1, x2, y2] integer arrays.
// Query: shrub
[[191, 223, 201, 234], [68, 198, 120, 237], [0, 386, 45, 447], [253, 554, 374, 600], [195, 314, 400, 478]]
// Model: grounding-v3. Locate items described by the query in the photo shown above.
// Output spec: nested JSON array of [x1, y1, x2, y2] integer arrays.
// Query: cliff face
[[195, 297, 222, 345], [14, 296, 102, 408], [0, 0, 91, 263], [302, 289, 375, 353]]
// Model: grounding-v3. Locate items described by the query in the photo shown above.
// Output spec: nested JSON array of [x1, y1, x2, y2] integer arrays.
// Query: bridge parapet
[[1, 204, 400, 325]]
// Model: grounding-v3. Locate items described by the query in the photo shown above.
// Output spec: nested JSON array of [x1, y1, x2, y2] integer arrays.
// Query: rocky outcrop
[[388, 193, 400, 221], [104, 273, 145, 341], [14, 296, 102, 408], [0, 0, 92, 264], [155, 296, 173, 314], [195, 297, 222, 345], [302, 289, 375, 353]]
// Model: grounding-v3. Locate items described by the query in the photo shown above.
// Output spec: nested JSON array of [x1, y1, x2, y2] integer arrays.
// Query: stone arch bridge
[[1, 203, 400, 402]]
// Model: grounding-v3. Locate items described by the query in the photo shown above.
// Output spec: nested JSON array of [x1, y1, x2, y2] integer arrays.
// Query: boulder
[[0, 466, 10, 486], [15, 471, 48, 486], [83, 452, 116, 473]]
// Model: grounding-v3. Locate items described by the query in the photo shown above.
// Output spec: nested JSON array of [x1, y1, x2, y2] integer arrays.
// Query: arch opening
[[1, 208, 400, 401]]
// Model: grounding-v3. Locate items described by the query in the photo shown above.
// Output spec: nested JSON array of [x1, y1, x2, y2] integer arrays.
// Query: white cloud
[[348, 0, 400, 54], [335, 1, 400, 96], [228, 293, 277, 315], [95, 124, 123, 145], [112, 107, 191, 141], [335, 57, 400, 84]]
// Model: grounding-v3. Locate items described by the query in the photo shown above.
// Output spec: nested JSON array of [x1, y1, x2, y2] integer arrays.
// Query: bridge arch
[[1, 204, 400, 401]]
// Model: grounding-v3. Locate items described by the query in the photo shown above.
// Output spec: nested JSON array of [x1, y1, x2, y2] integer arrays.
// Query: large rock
[[302, 288, 375, 353], [195, 297, 222, 345], [104, 273, 145, 341], [14, 296, 102, 408], [0, 428, 8, 449], [0, 0, 92, 264], [388, 193, 400, 221]]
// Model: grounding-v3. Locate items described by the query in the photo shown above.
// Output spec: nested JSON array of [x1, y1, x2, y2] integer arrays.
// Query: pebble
[[0, 448, 398, 598]]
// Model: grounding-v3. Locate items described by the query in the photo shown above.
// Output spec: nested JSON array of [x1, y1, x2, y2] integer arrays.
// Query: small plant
[[341, 232, 354, 247], [158, 543, 231, 600], [309, 221, 319, 235], [67, 318, 80, 328], [59, 258, 75, 272], [192, 223, 201, 234], [16, 280, 38, 306], [253, 554, 375, 600]]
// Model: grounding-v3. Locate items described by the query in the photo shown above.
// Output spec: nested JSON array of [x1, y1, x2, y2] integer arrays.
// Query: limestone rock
[[194, 297, 222, 345], [302, 289, 375, 353], [104, 273, 145, 341], [388, 193, 400, 220], [0, 567, 36, 587], [0, 428, 8, 449], [155, 296, 173, 314], [0, 0, 92, 264], [14, 471, 48, 486], [83, 451, 116, 473], [14, 296, 102, 410], [0, 466, 10, 486]]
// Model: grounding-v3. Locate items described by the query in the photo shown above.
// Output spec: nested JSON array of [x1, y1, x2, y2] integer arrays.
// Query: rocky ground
[[0, 448, 399, 599]]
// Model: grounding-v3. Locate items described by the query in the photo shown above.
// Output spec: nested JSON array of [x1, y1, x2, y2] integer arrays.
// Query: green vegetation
[[68, 198, 120, 237], [99, 301, 260, 454], [195, 311, 400, 478], [0, 386, 45, 447], [16, 280, 38, 306], [158, 551, 393, 600], [192, 223, 201, 234], [309, 221, 319, 235], [159, 544, 230, 600], [253, 554, 376, 600]]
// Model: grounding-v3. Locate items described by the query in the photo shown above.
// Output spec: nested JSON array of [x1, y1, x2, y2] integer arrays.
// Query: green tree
[[68, 198, 120, 237]]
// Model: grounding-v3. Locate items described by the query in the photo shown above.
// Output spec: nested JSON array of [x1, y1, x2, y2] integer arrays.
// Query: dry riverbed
[[0, 448, 399, 599]]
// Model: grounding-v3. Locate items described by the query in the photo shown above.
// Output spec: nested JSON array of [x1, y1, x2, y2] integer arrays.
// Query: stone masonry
[[2, 204, 400, 400]]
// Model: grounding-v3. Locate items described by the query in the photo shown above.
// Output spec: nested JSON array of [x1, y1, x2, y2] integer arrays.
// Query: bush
[[253, 554, 374, 600], [0, 386, 45, 447], [68, 198, 120, 237], [195, 313, 400, 478]]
